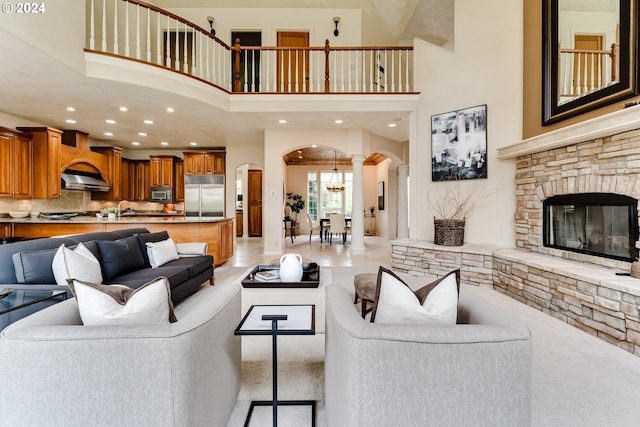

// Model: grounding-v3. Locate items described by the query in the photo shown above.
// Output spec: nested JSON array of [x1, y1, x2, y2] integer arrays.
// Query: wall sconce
[[333, 16, 340, 37], [207, 16, 215, 36]]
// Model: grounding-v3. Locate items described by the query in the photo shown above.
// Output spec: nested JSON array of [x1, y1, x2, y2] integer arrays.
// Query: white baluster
[[124, 0, 129, 57], [102, 0, 107, 52], [174, 19, 180, 71], [243, 49, 248, 92], [135, 4, 140, 59], [89, 0, 95, 50], [156, 12, 161, 65], [405, 49, 410, 92], [146, 7, 151, 62], [165, 14, 170, 67], [205, 36, 209, 81], [183, 21, 188, 73]]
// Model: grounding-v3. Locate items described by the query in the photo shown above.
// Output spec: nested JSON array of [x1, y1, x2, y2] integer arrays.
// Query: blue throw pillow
[[96, 236, 146, 282]]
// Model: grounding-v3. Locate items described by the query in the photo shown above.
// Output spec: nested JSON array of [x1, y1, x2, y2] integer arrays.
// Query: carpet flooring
[[222, 266, 640, 426]]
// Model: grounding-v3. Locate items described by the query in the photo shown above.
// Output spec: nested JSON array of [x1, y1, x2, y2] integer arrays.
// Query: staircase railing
[[86, 0, 414, 94]]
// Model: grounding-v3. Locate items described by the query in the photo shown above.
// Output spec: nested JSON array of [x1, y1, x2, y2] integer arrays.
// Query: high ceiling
[[0, 1, 451, 160]]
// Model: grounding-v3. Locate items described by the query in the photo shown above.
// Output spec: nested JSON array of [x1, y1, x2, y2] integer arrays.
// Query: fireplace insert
[[543, 193, 639, 262]]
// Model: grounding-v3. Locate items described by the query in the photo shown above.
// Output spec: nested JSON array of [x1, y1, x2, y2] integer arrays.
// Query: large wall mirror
[[543, 0, 638, 125]]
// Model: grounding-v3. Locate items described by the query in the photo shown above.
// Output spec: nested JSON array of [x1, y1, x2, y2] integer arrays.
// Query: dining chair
[[329, 213, 348, 244], [305, 213, 320, 242]]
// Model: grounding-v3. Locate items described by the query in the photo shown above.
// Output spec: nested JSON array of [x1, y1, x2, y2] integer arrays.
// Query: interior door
[[248, 169, 262, 237], [277, 31, 310, 93]]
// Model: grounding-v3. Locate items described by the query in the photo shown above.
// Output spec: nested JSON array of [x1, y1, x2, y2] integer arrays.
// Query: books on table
[[255, 270, 281, 282]]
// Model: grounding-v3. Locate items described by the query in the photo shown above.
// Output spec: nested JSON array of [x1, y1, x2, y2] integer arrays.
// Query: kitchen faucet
[[117, 200, 133, 218]]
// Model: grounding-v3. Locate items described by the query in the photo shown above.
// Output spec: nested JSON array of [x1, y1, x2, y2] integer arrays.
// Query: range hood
[[61, 170, 110, 192]]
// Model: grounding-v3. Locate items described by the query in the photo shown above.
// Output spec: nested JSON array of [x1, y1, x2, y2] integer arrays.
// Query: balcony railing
[[558, 43, 618, 104], [86, 0, 414, 94]]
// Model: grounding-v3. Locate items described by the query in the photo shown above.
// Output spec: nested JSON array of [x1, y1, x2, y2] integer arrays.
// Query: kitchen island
[[6, 216, 234, 266]]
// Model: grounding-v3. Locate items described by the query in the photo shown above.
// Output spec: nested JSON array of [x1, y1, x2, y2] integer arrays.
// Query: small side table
[[235, 304, 316, 427]]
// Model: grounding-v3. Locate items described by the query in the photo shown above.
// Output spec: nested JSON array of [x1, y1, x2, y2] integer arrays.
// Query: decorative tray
[[241, 264, 320, 288], [40, 213, 79, 220]]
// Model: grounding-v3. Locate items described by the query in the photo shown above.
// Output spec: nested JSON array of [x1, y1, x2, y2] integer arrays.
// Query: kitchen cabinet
[[0, 127, 32, 199], [174, 160, 184, 202], [150, 155, 179, 188], [91, 147, 122, 201], [121, 158, 133, 201], [0, 223, 11, 238], [219, 219, 234, 262], [183, 151, 226, 175], [135, 161, 151, 201], [236, 211, 243, 237], [17, 127, 62, 199]]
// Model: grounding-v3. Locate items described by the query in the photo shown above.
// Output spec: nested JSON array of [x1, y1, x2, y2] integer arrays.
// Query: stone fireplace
[[493, 108, 640, 356]]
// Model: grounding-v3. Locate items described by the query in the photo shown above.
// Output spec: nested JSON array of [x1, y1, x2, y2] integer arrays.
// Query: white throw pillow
[[146, 238, 179, 268], [69, 277, 177, 326], [371, 267, 459, 325], [52, 243, 103, 286]]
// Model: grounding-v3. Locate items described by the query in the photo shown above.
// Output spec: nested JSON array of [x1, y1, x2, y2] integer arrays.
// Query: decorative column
[[350, 154, 366, 254], [397, 164, 409, 239]]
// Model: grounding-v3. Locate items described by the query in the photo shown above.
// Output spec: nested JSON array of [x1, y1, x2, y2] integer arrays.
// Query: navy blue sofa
[[0, 228, 214, 312]]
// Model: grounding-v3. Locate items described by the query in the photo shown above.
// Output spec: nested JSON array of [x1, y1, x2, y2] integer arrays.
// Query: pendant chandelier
[[326, 151, 345, 193]]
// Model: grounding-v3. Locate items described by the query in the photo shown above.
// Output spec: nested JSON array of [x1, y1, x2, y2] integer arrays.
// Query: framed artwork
[[378, 181, 385, 210], [431, 104, 487, 181]]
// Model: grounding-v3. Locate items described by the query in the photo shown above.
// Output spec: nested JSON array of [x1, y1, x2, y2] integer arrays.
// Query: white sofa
[[0, 282, 241, 427], [325, 284, 533, 427]]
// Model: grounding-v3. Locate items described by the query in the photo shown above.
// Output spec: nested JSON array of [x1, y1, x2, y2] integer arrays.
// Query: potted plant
[[286, 193, 306, 220], [429, 184, 482, 246], [105, 207, 118, 220], [368, 206, 376, 216]]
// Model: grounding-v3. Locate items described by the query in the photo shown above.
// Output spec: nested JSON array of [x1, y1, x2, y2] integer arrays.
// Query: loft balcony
[[85, 0, 415, 96]]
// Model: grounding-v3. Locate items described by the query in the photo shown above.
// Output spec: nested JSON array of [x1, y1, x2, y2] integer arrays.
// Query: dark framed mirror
[[543, 0, 638, 125]]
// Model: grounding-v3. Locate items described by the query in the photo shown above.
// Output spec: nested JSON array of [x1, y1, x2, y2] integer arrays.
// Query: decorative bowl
[[30, 210, 40, 218], [8, 212, 29, 219]]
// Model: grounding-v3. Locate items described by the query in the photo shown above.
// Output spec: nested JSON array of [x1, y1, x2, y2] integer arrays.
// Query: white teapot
[[280, 253, 303, 282]]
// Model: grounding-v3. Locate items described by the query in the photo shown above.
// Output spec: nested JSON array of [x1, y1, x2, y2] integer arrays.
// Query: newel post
[[324, 39, 330, 93], [234, 38, 241, 92]]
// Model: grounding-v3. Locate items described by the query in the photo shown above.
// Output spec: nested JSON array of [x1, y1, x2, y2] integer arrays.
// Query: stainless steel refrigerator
[[184, 175, 225, 219]]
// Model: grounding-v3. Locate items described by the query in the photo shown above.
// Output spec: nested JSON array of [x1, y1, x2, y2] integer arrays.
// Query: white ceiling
[[0, 0, 447, 152]]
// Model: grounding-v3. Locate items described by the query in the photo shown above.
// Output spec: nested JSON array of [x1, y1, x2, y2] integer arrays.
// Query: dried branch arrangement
[[430, 185, 484, 220]]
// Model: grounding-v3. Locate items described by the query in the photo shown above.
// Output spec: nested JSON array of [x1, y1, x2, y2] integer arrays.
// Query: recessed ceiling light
[[106, 119, 116, 124], [166, 107, 174, 113], [278, 119, 287, 124], [388, 123, 397, 128], [144, 120, 153, 124], [66, 107, 75, 112], [335, 119, 343, 124], [138, 132, 147, 136], [190, 142, 198, 146], [104, 132, 113, 136], [160, 141, 169, 146], [65, 119, 76, 124], [119, 106, 128, 112], [131, 141, 140, 146], [312, 144, 317, 148]]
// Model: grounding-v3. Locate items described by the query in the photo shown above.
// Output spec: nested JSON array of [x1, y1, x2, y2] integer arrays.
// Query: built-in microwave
[[150, 186, 172, 203]]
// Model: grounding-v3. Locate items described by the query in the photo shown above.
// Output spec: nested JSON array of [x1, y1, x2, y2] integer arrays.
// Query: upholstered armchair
[[324, 284, 533, 427]]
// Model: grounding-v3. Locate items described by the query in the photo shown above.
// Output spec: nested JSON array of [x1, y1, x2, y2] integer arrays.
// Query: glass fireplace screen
[[543, 193, 639, 262]]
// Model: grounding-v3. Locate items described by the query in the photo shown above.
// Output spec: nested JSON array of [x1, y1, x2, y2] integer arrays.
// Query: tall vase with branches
[[429, 183, 484, 246]]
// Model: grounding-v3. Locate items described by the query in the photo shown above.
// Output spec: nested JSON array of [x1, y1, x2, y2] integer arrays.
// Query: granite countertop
[[2, 215, 232, 224]]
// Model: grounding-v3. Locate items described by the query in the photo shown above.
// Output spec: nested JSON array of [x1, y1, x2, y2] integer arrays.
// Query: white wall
[[167, 8, 362, 48], [410, 0, 522, 247]]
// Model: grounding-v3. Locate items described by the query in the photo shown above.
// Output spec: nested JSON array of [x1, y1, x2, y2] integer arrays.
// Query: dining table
[[319, 217, 351, 243]]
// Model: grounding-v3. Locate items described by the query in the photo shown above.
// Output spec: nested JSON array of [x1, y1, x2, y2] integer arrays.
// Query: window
[[307, 170, 352, 220]]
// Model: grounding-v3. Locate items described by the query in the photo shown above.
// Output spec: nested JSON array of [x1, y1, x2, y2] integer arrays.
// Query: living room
[[2, 0, 640, 425]]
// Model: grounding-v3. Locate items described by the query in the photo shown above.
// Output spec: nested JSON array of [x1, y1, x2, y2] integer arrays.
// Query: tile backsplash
[[0, 191, 182, 214]]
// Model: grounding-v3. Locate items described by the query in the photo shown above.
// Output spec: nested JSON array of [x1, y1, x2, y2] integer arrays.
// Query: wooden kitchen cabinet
[[0, 127, 32, 199], [150, 155, 178, 188], [135, 160, 151, 201], [174, 160, 184, 202], [17, 127, 62, 199], [121, 158, 133, 201], [236, 211, 243, 237], [183, 151, 225, 175], [219, 219, 234, 262], [91, 146, 122, 201], [0, 222, 11, 238]]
